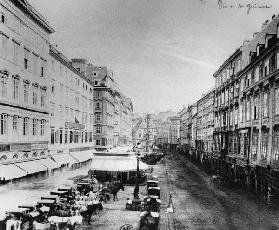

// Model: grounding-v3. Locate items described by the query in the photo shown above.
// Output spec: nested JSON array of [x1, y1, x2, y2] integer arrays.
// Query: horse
[[111, 182, 124, 201], [79, 202, 103, 224]]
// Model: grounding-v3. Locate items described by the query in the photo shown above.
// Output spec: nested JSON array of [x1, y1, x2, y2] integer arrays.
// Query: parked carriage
[[147, 187, 160, 199], [143, 195, 161, 212], [146, 180, 159, 190], [139, 211, 160, 230]]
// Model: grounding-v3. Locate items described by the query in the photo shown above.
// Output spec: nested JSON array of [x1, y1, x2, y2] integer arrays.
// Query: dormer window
[[265, 34, 276, 48]]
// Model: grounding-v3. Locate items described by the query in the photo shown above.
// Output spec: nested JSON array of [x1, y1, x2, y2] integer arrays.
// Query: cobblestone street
[[159, 154, 279, 230], [76, 185, 144, 230]]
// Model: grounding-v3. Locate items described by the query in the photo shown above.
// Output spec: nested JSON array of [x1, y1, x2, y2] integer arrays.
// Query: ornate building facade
[[0, 0, 54, 178]]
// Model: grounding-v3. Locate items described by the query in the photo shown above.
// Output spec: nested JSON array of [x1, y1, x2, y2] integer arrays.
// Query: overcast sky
[[29, 0, 279, 114]]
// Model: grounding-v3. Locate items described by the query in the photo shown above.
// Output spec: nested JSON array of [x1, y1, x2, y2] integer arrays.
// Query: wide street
[[161, 153, 279, 230]]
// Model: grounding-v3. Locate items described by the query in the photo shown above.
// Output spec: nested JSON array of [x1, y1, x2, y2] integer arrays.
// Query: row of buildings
[[0, 0, 133, 179], [156, 15, 279, 198]]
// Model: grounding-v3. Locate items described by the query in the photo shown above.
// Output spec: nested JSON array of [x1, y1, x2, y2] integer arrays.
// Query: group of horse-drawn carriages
[[1, 176, 125, 230], [125, 174, 161, 230]]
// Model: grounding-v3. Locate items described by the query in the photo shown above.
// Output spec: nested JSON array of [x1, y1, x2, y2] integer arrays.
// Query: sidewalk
[[153, 163, 175, 230]]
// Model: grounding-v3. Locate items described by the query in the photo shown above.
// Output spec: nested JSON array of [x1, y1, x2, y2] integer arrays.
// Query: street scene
[[2, 0, 279, 229]]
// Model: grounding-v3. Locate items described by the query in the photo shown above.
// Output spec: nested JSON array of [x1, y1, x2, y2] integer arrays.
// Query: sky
[[28, 0, 279, 114]]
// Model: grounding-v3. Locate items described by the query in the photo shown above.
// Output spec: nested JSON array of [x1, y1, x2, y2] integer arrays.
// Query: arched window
[[32, 152, 37, 157], [23, 152, 29, 158], [13, 154, 18, 159]]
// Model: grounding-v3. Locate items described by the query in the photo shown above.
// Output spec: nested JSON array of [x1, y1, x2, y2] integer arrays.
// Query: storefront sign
[[10, 143, 31, 152], [65, 122, 85, 129], [0, 144, 10, 152]]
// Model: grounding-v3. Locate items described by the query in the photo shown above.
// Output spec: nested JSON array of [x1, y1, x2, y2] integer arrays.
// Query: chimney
[[253, 32, 259, 38], [262, 20, 269, 30]]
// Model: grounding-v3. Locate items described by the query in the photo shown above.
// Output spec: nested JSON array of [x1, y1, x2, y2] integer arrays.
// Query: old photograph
[[1, 0, 279, 229]]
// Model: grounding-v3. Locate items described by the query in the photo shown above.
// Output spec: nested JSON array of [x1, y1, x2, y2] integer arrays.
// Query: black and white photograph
[[1, 0, 279, 229]]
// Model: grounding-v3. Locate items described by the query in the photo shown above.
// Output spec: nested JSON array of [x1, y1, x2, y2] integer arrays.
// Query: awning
[[70, 150, 93, 163], [52, 153, 78, 166], [38, 158, 61, 170], [90, 155, 149, 172], [0, 164, 27, 180], [15, 160, 48, 175]]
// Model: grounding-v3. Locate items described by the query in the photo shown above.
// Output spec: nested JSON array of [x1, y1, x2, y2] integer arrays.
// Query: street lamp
[[134, 143, 141, 199]]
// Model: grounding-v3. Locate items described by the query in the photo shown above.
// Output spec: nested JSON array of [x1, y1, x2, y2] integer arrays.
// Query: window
[[263, 91, 269, 117], [65, 129, 68, 143], [24, 49, 30, 70], [13, 116, 18, 131], [13, 41, 20, 65], [59, 129, 63, 144], [40, 59, 46, 77], [0, 34, 8, 59], [23, 117, 29, 136], [40, 120, 45, 136], [261, 131, 269, 160], [70, 131, 73, 143], [51, 128, 54, 144], [254, 66, 259, 82], [96, 126, 101, 134], [89, 132, 92, 142], [74, 131, 79, 143], [13, 79, 19, 100], [81, 131, 84, 143], [32, 86, 38, 105], [0, 114, 7, 135], [96, 139, 100, 145], [275, 88, 279, 115], [264, 59, 269, 76], [32, 119, 37, 136], [23, 82, 29, 103], [85, 132, 88, 142], [94, 81, 98, 85], [32, 53, 38, 75], [1, 11, 6, 24], [40, 89, 46, 107], [253, 96, 259, 120], [1, 77, 7, 97], [55, 130, 59, 143], [246, 98, 251, 121]]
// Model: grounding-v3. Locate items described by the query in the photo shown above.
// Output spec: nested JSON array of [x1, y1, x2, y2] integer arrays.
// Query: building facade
[[196, 90, 214, 159], [71, 59, 133, 150], [212, 15, 279, 196], [0, 0, 54, 170], [48, 46, 94, 165]]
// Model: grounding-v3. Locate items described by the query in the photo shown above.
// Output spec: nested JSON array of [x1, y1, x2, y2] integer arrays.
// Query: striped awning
[[15, 160, 48, 174]]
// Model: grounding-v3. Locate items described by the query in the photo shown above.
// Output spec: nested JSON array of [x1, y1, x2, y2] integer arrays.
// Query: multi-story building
[[179, 106, 188, 147], [196, 90, 214, 157], [213, 15, 279, 194], [168, 116, 180, 151], [0, 0, 54, 178], [71, 59, 133, 150], [48, 46, 94, 166]]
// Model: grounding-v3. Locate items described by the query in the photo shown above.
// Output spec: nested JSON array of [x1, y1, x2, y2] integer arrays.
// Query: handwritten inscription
[[200, 0, 272, 14]]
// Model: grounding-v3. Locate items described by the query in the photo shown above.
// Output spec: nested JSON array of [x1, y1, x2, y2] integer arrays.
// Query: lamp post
[[134, 144, 141, 199]]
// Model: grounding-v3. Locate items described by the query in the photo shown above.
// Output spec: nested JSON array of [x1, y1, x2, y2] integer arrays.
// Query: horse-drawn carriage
[[147, 187, 160, 199], [139, 211, 160, 230], [146, 180, 159, 189]]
